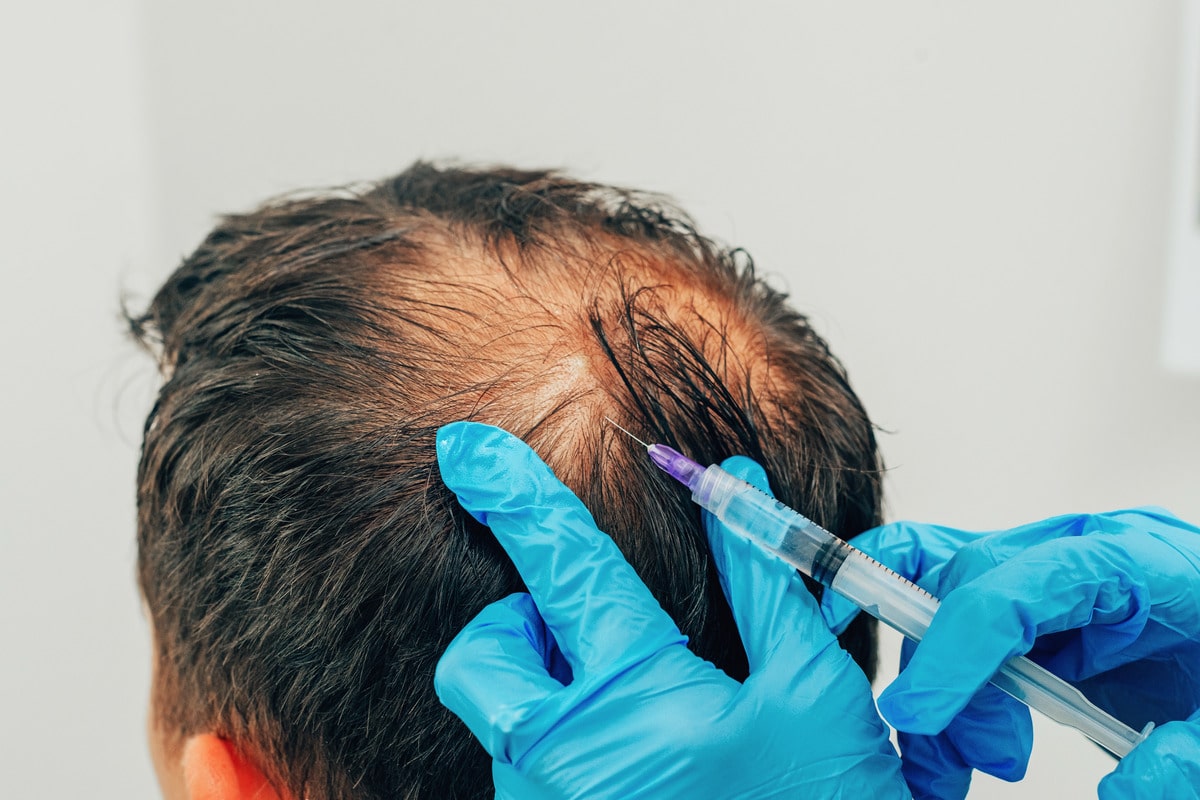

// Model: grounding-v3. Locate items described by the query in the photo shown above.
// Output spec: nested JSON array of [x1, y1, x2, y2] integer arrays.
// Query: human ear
[[181, 734, 284, 800]]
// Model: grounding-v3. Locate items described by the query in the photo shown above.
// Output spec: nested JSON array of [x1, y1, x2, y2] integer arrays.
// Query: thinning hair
[[130, 162, 883, 799]]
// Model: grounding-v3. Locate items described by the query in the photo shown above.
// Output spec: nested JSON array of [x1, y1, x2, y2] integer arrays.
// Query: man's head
[[131, 163, 883, 799]]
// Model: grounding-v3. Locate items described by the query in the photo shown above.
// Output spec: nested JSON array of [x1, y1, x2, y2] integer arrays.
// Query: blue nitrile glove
[[822, 524, 1034, 800], [434, 422, 910, 799], [829, 509, 1200, 800], [1098, 708, 1200, 798]]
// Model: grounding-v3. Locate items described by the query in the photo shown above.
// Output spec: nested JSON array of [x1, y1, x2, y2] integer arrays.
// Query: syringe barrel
[[694, 465, 942, 639], [694, 466, 938, 619], [827, 545, 939, 643], [692, 465, 827, 575]]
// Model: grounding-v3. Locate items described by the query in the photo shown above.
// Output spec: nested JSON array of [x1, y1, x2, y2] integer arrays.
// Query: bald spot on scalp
[[366, 220, 782, 470]]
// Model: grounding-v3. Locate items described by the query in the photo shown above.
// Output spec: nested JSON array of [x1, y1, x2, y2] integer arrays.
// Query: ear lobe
[[181, 734, 283, 800]]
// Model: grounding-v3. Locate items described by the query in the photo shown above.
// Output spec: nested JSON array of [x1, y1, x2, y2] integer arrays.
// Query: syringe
[[641, 439, 1152, 758]]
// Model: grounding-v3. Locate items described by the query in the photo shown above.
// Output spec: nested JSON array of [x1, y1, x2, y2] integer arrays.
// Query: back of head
[[131, 162, 883, 799]]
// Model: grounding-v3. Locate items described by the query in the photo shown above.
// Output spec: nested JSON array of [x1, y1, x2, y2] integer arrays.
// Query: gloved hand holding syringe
[[609, 421, 1154, 758]]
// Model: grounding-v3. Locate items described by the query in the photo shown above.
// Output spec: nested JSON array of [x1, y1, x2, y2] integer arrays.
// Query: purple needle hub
[[647, 443, 706, 490]]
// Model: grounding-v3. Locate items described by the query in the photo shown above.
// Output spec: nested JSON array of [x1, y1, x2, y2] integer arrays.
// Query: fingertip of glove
[[718, 455, 771, 493], [878, 683, 955, 736], [436, 422, 536, 521], [436, 421, 507, 472]]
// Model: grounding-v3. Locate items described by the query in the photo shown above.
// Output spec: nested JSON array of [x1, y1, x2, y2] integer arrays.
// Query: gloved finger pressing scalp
[[702, 456, 837, 675], [878, 532, 1150, 735], [436, 422, 686, 674], [820, 520, 986, 635], [1097, 708, 1200, 800], [434, 593, 568, 764]]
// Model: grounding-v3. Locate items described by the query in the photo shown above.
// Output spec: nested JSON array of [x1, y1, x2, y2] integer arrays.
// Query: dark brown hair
[[130, 162, 883, 799]]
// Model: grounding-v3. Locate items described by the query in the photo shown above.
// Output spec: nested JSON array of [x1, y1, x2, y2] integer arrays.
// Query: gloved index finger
[[436, 421, 686, 676]]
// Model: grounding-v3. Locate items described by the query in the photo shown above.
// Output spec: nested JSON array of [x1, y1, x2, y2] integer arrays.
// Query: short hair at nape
[[129, 162, 884, 799]]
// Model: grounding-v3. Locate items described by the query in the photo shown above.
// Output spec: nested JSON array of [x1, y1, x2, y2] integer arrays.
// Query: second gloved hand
[[434, 422, 910, 800], [826, 510, 1200, 800]]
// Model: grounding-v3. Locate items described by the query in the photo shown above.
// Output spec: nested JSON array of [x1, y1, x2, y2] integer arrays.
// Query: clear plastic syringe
[[643, 441, 1152, 758]]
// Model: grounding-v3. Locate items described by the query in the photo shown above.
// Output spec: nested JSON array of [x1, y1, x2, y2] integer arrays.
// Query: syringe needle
[[603, 417, 652, 449]]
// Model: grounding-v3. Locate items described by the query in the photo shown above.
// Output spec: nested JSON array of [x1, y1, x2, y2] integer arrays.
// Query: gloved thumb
[[435, 593, 568, 765]]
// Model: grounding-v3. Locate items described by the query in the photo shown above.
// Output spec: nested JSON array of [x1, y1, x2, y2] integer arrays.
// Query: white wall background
[[2, 2, 1197, 798], [1164, 0, 1200, 372]]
